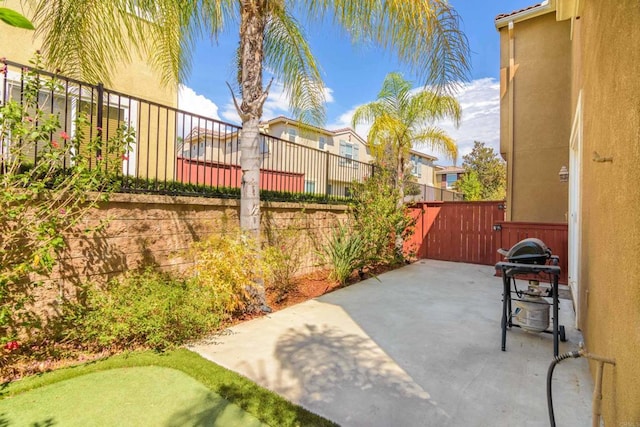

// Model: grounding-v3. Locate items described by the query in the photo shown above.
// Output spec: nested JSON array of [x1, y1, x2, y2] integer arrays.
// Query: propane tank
[[514, 280, 550, 333]]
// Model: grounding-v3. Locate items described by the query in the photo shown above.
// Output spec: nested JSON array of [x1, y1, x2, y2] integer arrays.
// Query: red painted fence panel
[[407, 202, 568, 284], [496, 221, 568, 284], [407, 201, 504, 264], [176, 157, 304, 192]]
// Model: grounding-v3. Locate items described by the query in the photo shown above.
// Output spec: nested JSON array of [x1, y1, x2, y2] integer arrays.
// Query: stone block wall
[[44, 193, 348, 295]]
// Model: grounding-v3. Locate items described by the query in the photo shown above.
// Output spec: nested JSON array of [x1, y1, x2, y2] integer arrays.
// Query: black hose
[[547, 350, 581, 427]]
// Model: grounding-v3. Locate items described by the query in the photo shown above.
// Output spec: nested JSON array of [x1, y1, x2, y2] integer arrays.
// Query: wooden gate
[[408, 201, 504, 265], [407, 201, 569, 284]]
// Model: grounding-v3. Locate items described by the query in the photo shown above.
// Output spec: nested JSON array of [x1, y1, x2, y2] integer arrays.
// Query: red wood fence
[[176, 157, 304, 192], [407, 201, 568, 284], [407, 201, 504, 264], [496, 221, 568, 284]]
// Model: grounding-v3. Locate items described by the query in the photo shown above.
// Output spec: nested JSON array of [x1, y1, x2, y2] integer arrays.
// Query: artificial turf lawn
[[0, 366, 265, 427], [0, 349, 337, 427]]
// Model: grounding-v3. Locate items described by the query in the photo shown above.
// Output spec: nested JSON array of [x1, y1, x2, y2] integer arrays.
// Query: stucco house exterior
[[496, 1, 640, 423], [0, 0, 178, 182], [435, 165, 466, 191], [262, 116, 440, 192]]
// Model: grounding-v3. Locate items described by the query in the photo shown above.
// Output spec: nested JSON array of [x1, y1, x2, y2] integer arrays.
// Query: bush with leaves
[[349, 169, 415, 265], [59, 269, 221, 351], [0, 55, 131, 346], [317, 222, 367, 285], [262, 225, 305, 302], [186, 227, 267, 317]]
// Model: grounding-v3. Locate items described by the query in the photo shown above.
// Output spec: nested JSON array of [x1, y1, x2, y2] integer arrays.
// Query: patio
[[191, 260, 593, 427]]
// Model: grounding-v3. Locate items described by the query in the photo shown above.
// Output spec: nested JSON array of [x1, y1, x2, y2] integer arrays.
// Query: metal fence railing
[[416, 183, 464, 201], [1, 59, 458, 203]]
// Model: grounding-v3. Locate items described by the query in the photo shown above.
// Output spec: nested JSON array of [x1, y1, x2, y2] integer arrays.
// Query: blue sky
[[179, 1, 538, 164]]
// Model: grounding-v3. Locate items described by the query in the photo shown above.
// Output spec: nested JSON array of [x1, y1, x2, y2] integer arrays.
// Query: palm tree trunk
[[238, 0, 270, 312], [239, 0, 267, 238], [395, 151, 405, 260]]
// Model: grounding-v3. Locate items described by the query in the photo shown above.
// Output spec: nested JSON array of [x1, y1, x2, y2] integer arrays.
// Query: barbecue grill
[[495, 238, 565, 356], [497, 237, 551, 265]]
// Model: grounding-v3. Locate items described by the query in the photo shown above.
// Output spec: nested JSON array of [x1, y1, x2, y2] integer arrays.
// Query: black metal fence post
[[325, 150, 330, 198], [96, 82, 104, 159]]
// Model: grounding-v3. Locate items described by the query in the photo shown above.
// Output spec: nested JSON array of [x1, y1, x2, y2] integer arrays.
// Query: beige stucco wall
[[0, 0, 176, 107], [499, 12, 571, 222], [266, 120, 437, 189], [577, 0, 640, 423], [2, 0, 178, 182]]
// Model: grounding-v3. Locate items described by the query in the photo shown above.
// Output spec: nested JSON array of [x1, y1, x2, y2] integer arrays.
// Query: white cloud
[[330, 78, 501, 164], [323, 87, 335, 104], [328, 105, 371, 138], [178, 84, 220, 120], [420, 78, 500, 163]]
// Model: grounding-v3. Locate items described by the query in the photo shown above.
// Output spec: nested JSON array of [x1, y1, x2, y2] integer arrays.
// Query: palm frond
[[264, 5, 325, 126], [314, 0, 470, 90], [412, 126, 458, 163], [31, 0, 135, 84], [409, 91, 462, 127], [30, 0, 233, 85]]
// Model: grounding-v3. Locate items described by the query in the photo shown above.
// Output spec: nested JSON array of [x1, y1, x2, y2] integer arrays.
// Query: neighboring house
[[261, 116, 439, 196], [496, 1, 640, 424], [496, 1, 571, 223], [0, 0, 178, 182], [176, 125, 304, 193], [434, 166, 466, 190]]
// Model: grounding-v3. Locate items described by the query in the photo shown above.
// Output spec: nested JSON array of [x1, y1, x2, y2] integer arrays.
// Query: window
[[446, 173, 458, 189], [288, 128, 297, 142], [319, 136, 326, 150], [339, 140, 359, 166], [411, 155, 422, 177], [327, 184, 333, 195], [305, 180, 316, 193]]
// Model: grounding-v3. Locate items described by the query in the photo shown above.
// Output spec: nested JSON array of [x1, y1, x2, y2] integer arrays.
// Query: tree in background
[[455, 170, 482, 201], [351, 72, 460, 259], [461, 141, 506, 200]]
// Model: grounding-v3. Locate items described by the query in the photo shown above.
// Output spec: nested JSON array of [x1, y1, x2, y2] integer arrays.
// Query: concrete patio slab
[[190, 260, 593, 427]]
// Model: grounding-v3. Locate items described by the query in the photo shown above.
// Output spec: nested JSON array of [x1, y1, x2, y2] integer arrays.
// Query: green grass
[[0, 349, 336, 427]]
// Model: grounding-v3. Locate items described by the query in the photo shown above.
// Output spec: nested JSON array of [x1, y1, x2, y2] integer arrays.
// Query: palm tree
[[30, 0, 470, 238], [351, 72, 461, 257], [31, 2, 468, 309]]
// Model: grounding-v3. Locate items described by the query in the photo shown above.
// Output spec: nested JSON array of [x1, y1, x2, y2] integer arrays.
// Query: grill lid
[[498, 238, 551, 264]]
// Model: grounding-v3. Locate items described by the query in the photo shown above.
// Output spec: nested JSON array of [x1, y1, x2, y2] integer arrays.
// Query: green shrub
[[350, 169, 415, 265], [263, 240, 302, 302], [61, 269, 220, 351], [317, 223, 366, 285], [0, 55, 130, 342], [186, 228, 266, 316]]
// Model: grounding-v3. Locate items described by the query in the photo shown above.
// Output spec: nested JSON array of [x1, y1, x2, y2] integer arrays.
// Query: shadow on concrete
[[267, 323, 451, 426]]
